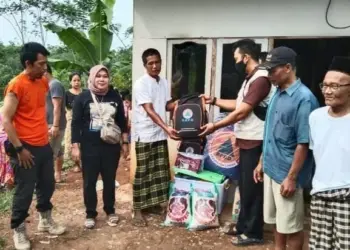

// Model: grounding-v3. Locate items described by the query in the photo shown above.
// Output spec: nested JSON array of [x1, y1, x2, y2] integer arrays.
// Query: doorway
[[274, 37, 350, 106]]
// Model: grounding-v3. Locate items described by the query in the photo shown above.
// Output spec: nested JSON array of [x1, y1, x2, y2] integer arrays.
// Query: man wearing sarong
[[309, 56, 350, 250], [131, 48, 178, 227]]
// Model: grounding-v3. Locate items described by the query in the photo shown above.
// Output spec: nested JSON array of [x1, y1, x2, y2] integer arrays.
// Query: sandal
[[231, 234, 264, 246], [73, 166, 81, 173], [54, 173, 63, 183], [84, 218, 95, 229], [55, 178, 66, 184], [107, 214, 119, 227], [55, 178, 63, 184], [220, 222, 240, 235]]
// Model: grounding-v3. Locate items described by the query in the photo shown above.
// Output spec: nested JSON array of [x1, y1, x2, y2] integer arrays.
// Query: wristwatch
[[15, 145, 24, 153]]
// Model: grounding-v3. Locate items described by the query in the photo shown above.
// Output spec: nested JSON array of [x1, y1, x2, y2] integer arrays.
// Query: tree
[[109, 47, 132, 91], [0, 43, 22, 87], [47, 46, 89, 89], [0, 0, 133, 96], [0, 0, 95, 45], [0, 43, 22, 85], [0, 43, 73, 100], [44, 0, 117, 72], [105, 27, 133, 91]]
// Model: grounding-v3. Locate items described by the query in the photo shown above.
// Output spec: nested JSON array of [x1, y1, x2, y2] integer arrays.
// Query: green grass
[[63, 158, 76, 170], [0, 237, 6, 249], [0, 189, 14, 214]]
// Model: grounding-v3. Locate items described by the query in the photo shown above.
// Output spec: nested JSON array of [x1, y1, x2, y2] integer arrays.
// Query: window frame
[[166, 39, 213, 98]]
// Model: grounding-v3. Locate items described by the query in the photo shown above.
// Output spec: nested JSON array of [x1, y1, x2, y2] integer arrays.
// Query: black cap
[[328, 56, 350, 76], [260, 46, 297, 69]]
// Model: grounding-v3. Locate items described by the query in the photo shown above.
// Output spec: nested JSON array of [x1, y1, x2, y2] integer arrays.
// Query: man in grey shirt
[[45, 64, 66, 183]]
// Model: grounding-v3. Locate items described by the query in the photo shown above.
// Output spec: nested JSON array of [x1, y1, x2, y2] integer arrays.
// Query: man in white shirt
[[131, 48, 178, 227], [309, 56, 350, 250]]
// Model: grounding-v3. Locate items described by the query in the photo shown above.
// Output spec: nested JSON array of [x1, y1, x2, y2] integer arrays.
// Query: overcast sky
[[0, 0, 133, 49]]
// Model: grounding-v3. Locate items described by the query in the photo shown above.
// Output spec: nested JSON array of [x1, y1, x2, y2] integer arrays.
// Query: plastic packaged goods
[[174, 152, 204, 173], [163, 183, 191, 227], [187, 185, 220, 231]]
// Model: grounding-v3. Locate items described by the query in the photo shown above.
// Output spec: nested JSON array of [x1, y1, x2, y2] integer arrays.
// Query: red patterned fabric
[[0, 114, 14, 187]]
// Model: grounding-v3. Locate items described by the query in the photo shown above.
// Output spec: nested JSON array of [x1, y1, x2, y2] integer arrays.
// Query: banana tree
[[44, 0, 115, 72]]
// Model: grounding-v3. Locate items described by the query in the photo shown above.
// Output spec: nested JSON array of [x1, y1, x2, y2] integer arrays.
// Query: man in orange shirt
[[2, 42, 65, 250]]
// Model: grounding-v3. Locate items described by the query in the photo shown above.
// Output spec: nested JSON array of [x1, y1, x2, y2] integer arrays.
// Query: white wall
[[134, 0, 350, 39], [132, 38, 167, 82], [131, 0, 350, 176], [132, 0, 350, 82]]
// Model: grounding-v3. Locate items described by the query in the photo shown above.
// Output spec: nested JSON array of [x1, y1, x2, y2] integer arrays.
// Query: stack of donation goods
[[164, 94, 240, 230]]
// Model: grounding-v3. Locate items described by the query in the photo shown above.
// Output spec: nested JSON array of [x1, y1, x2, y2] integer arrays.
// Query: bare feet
[[132, 210, 147, 227]]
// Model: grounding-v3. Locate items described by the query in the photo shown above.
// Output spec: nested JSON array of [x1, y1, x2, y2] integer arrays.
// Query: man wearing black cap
[[254, 46, 319, 250], [308, 56, 350, 250]]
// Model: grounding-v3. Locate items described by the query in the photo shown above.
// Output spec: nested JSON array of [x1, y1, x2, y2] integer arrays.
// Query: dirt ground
[[0, 159, 311, 250]]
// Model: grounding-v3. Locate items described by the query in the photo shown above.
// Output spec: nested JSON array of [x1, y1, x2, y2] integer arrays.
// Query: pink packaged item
[[163, 183, 191, 227], [174, 152, 204, 173], [187, 186, 220, 231]]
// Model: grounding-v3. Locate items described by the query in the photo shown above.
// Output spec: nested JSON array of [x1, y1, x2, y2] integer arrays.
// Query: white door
[[214, 38, 269, 118]]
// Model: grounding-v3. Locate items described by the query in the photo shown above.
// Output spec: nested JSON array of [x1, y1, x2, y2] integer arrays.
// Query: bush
[[0, 189, 14, 213], [0, 237, 6, 249]]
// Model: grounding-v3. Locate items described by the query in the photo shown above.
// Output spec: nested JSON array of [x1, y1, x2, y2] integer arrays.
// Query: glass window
[[171, 42, 207, 100]]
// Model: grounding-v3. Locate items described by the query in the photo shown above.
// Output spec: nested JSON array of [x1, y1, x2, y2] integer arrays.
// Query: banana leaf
[[88, 24, 113, 63], [45, 23, 98, 67]]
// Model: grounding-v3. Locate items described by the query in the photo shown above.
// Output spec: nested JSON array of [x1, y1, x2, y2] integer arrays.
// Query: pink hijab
[[88, 65, 109, 96]]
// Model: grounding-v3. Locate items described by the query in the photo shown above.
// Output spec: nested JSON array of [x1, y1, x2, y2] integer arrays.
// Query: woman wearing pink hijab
[[71, 65, 129, 229]]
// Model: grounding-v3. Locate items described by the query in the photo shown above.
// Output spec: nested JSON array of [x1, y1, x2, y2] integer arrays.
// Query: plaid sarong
[[133, 140, 170, 210], [309, 188, 350, 250]]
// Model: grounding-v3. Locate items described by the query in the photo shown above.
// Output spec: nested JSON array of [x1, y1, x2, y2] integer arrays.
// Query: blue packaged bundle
[[203, 113, 240, 179]]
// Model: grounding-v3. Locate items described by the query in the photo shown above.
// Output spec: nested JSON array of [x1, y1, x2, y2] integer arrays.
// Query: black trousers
[[236, 145, 264, 239], [11, 144, 54, 229], [81, 143, 121, 218]]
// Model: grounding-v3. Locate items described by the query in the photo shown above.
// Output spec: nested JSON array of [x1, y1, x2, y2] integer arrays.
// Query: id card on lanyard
[[89, 97, 104, 131]]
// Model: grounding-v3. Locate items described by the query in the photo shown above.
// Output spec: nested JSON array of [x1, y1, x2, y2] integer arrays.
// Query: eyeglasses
[[319, 82, 350, 91]]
